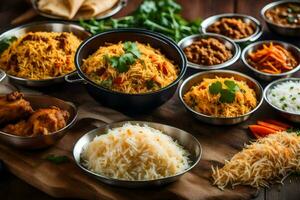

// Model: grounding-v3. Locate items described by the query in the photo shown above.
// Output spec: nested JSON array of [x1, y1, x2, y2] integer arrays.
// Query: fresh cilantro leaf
[[224, 80, 239, 92], [219, 89, 235, 103], [118, 53, 135, 72], [44, 154, 69, 165], [123, 41, 141, 58], [139, 1, 157, 13], [209, 81, 222, 94], [0, 36, 17, 55], [108, 56, 119, 68], [105, 41, 141, 73]]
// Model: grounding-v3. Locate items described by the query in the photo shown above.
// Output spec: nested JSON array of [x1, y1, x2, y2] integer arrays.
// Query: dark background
[[0, 0, 299, 200]]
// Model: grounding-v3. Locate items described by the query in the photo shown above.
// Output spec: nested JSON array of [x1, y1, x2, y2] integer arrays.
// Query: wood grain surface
[[0, 0, 300, 200]]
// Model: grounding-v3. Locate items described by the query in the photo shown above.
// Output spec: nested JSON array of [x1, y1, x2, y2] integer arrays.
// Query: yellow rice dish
[[183, 77, 257, 117], [81, 41, 179, 94], [0, 32, 82, 80]]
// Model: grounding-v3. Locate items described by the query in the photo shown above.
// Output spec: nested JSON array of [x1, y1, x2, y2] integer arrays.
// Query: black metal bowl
[[66, 28, 187, 112]]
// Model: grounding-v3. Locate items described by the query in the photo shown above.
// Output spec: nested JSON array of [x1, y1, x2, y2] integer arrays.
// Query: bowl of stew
[[261, 0, 300, 37], [178, 33, 240, 70], [201, 13, 263, 46]]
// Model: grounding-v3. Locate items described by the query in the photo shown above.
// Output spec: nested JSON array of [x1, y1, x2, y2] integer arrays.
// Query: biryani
[[81, 123, 190, 181], [0, 32, 82, 80], [212, 131, 300, 189], [81, 41, 179, 94], [183, 77, 257, 117]]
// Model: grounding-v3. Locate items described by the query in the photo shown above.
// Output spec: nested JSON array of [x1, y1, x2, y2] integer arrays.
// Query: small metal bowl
[[179, 70, 264, 125], [261, 0, 300, 37], [178, 33, 241, 70], [0, 21, 91, 87], [0, 70, 5, 82], [73, 121, 202, 188], [31, 0, 127, 21], [201, 13, 263, 45], [264, 78, 300, 123], [0, 94, 77, 149], [242, 40, 300, 81]]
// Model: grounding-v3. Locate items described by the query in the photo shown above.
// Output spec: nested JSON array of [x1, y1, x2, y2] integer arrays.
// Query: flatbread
[[76, 0, 119, 18], [37, 0, 85, 19]]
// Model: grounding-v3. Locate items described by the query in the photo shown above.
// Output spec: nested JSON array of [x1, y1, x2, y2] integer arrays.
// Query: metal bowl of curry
[[201, 13, 263, 45], [178, 33, 240, 70], [261, 0, 300, 37]]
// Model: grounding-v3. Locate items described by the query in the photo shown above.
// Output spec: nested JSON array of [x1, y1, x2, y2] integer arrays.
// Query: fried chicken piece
[[2, 106, 70, 136], [0, 92, 33, 125]]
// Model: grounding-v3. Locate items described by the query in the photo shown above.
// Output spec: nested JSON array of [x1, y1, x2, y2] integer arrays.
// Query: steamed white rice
[[81, 123, 190, 181], [268, 80, 300, 114]]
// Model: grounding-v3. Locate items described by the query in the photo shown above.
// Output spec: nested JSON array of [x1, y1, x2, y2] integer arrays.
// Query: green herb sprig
[[80, 0, 201, 42], [44, 154, 69, 165], [105, 41, 141, 73], [209, 80, 240, 103], [0, 36, 17, 55]]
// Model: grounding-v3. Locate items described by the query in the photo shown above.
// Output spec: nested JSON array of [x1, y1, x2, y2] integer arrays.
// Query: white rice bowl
[[268, 80, 300, 114], [81, 123, 190, 181]]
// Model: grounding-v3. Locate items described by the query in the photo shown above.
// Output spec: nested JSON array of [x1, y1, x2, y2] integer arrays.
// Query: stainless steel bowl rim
[[5, 71, 77, 83], [177, 33, 241, 70], [73, 120, 202, 183], [264, 77, 300, 115], [201, 13, 263, 43], [179, 70, 264, 120], [242, 40, 300, 77], [261, 0, 300, 29], [74, 28, 187, 96], [0, 20, 90, 39], [0, 21, 91, 86], [0, 69, 6, 82], [0, 94, 78, 139]]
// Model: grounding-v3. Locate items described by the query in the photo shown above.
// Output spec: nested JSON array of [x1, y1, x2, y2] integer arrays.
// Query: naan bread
[[37, 0, 84, 19], [76, 0, 119, 18]]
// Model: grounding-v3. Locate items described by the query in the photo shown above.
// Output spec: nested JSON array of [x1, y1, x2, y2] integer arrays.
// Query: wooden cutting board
[[0, 81, 265, 200]]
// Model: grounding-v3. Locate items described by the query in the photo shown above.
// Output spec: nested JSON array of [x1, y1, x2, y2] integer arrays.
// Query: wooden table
[[0, 0, 299, 199]]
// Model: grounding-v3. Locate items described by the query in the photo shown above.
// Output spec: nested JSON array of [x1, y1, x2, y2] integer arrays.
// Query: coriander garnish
[[0, 36, 17, 55], [44, 154, 69, 165], [219, 89, 235, 103], [105, 41, 141, 73], [208, 80, 240, 103], [209, 81, 222, 94]]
